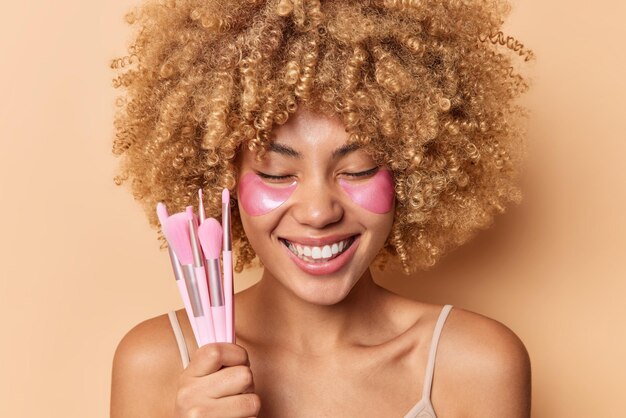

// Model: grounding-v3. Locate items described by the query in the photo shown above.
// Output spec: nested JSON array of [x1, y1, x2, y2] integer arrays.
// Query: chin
[[294, 286, 352, 306], [285, 268, 363, 306]]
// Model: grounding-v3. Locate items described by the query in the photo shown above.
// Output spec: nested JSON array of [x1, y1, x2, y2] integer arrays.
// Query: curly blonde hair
[[111, 0, 533, 275]]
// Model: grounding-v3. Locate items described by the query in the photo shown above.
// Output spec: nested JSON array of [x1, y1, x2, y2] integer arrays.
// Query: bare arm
[[448, 311, 531, 418], [471, 333, 531, 418], [110, 314, 260, 418], [110, 316, 181, 418]]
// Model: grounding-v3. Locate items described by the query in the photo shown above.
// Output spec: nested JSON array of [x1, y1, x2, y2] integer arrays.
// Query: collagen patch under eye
[[238, 172, 297, 216], [338, 168, 395, 214]]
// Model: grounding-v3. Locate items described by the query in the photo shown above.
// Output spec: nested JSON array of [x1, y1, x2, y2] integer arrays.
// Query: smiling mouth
[[279, 235, 359, 263]]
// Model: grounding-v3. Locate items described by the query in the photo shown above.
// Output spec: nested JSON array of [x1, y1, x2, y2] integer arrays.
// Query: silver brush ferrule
[[188, 219, 204, 267], [167, 246, 184, 282], [207, 258, 224, 306], [181, 265, 204, 317]]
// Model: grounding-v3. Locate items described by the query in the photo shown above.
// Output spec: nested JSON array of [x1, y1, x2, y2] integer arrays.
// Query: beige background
[[1, 0, 624, 416]]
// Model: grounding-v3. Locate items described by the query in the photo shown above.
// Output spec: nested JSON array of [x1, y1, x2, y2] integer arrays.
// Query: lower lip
[[280, 235, 361, 276]]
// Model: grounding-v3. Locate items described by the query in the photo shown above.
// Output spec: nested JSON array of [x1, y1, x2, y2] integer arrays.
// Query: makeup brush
[[198, 189, 206, 223], [156, 203, 199, 344], [186, 206, 217, 344], [222, 188, 235, 343], [198, 218, 227, 342], [164, 212, 214, 346]]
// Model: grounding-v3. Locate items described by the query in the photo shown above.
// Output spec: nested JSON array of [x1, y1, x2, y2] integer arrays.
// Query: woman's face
[[235, 108, 395, 305]]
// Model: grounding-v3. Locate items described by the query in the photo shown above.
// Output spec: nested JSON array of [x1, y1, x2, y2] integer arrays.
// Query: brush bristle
[[156, 202, 169, 228], [163, 212, 194, 265], [222, 188, 229, 205], [198, 218, 223, 260], [186, 206, 200, 226]]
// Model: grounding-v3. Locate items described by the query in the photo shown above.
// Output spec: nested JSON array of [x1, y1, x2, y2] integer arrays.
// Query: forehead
[[271, 108, 348, 149], [236, 107, 378, 168]]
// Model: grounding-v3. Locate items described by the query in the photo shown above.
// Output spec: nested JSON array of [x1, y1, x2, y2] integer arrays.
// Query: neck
[[242, 268, 392, 356]]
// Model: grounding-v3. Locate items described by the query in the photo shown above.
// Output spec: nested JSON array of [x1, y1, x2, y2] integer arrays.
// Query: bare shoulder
[[437, 307, 532, 418], [110, 312, 184, 418]]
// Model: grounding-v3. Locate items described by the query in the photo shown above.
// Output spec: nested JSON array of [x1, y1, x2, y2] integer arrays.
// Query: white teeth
[[283, 236, 355, 262]]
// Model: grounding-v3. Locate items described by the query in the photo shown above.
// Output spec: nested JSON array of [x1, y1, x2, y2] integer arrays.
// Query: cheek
[[237, 172, 297, 216], [338, 169, 395, 214]]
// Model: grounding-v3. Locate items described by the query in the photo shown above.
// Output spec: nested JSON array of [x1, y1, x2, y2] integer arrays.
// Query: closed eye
[[257, 171, 291, 180], [256, 167, 379, 181], [344, 167, 379, 178]]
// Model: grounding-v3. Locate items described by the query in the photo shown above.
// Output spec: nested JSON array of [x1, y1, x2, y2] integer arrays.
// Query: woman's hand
[[174, 343, 261, 418]]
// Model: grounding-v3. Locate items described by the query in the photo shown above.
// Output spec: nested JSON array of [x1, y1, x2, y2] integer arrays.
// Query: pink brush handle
[[196, 315, 212, 346], [166, 246, 201, 345], [211, 306, 227, 342], [223, 250, 234, 343], [175, 280, 199, 343], [180, 264, 213, 347], [194, 266, 216, 344]]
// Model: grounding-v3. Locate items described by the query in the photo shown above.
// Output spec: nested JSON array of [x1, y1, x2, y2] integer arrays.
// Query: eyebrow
[[267, 142, 361, 160]]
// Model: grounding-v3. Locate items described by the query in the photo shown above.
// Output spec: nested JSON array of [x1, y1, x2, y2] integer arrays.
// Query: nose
[[289, 176, 344, 229]]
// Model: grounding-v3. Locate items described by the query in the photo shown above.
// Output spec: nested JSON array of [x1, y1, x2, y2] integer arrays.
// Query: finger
[[186, 343, 249, 377], [192, 365, 254, 399], [211, 393, 261, 418]]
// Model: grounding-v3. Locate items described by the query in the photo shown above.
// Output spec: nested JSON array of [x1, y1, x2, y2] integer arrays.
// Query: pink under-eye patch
[[338, 168, 395, 214], [238, 172, 297, 216]]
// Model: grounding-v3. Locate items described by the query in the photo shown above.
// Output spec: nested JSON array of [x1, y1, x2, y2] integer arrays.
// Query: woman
[[110, 0, 532, 416]]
